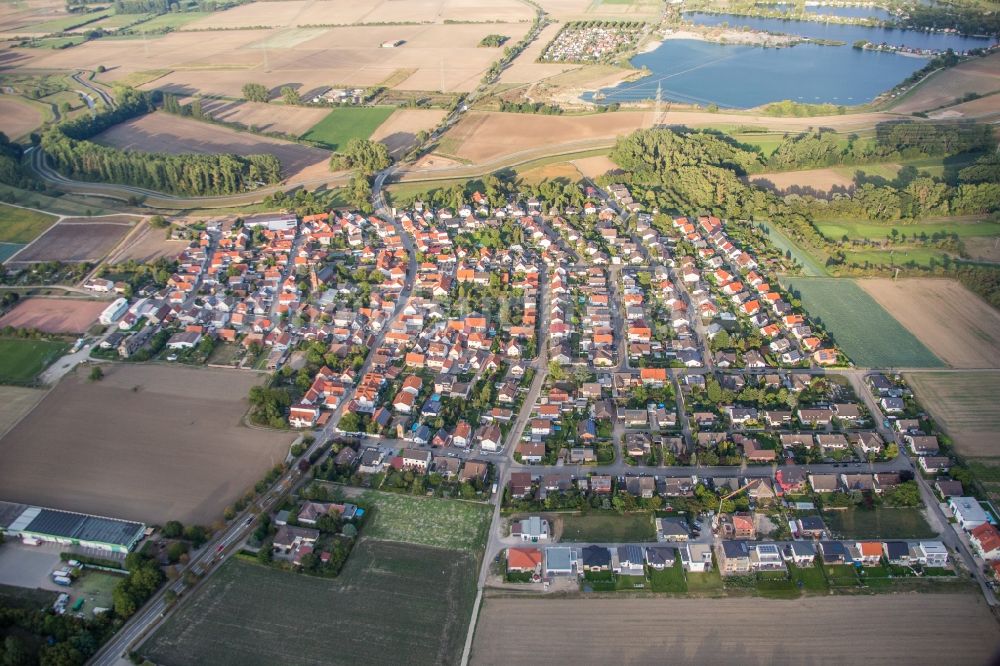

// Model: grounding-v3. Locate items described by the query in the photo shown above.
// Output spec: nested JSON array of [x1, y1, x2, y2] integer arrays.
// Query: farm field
[[571, 154, 619, 179], [0, 337, 68, 385], [759, 222, 827, 276], [131, 11, 210, 33], [516, 161, 582, 185], [9, 218, 133, 264], [143, 540, 478, 666], [0, 385, 45, 435], [191, 98, 330, 136], [560, 513, 656, 542], [370, 108, 447, 157], [842, 247, 948, 269], [0, 298, 107, 334], [815, 217, 1000, 242], [0, 364, 292, 524], [891, 52, 1000, 114], [183, 0, 532, 28], [18, 9, 111, 34], [106, 222, 188, 264], [300, 106, 396, 151], [0, 97, 44, 140], [360, 490, 491, 551], [858, 278, 1000, 368], [93, 112, 331, 180], [0, 244, 24, 263], [822, 507, 936, 540], [906, 371, 1000, 459], [779, 277, 943, 368], [0, 203, 58, 244], [750, 168, 855, 195], [471, 595, 999, 665]]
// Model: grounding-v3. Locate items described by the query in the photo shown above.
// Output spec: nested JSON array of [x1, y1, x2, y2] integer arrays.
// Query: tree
[[329, 139, 391, 176], [547, 360, 565, 381], [884, 480, 921, 507], [162, 520, 183, 538], [280, 86, 301, 105], [149, 214, 169, 228], [342, 523, 358, 538], [242, 83, 269, 103], [89, 366, 104, 381], [165, 541, 188, 564], [339, 412, 361, 432]]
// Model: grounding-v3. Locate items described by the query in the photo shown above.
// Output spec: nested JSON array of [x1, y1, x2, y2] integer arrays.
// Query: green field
[[72, 570, 125, 611], [0, 243, 26, 262], [560, 512, 656, 542], [24, 35, 87, 48], [360, 491, 491, 551], [0, 338, 69, 384], [823, 507, 936, 540], [842, 247, 950, 269], [685, 567, 724, 594], [24, 10, 111, 34], [816, 218, 1000, 244], [0, 183, 111, 216], [143, 539, 478, 666], [300, 107, 396, 151], [779, 277, 943, 368], [131, 11, 211, 32], [759, 221, 828, 276]]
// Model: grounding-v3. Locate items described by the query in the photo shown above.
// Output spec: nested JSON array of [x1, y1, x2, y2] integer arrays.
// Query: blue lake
[[583, 14, 996, 108]]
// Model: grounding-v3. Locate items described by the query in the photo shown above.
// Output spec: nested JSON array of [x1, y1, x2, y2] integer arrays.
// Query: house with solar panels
[[0, 502, 145, 554]]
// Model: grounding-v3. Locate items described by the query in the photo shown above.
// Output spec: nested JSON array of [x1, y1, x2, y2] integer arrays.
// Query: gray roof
[[645, 546, 677, 566], [786, 541, 817, 557], [22, 507, 144, 548], [582, 545, 611, 566], [721, 540, 749, 558], [617, 544, 644, 564]]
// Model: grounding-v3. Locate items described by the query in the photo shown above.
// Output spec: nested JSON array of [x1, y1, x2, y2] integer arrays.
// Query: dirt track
[[0, 298, 107, 333], [0, 364, 292, 525], [859, 278, 1000, 369], [472, 595, 1000, 665]]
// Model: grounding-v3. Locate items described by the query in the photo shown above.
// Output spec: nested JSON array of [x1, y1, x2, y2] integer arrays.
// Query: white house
[[949, 496, 990, 530], [681, 543, 713, 573], [99, 298, 129, 325]]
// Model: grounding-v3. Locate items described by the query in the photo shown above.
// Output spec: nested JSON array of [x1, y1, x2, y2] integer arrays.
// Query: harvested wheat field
[[187, 98, 331, 136], [0, 298, 107, 334], [107, 223, 189, 264], [10, 218, 133, 264], [446, 111, 654, 163], [0, 98, 43, 140], [0, 386, 45, 438], [0, 364, 293, 525], [751, 168, 855, 196], [517, 162, 581, 185], [94, 112, 331, 180], [893, 52, 1000, 114], [859, 278, 1000, 368], [0, 0, 69, 34], [185, 0, 532, 29], [906, 371, 1000, 458], [964, 237, 1000, 263], [572, 155, 619, 179], [370, 109, 446, 156], [472, 596, 1000, 665]]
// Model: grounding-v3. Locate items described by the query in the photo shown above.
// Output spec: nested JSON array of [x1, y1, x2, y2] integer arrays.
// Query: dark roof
[[819, 541, 848, 562], [884, 541, 909, 559], [24, 508, 144, 548], [798, 515, 826, 531], [721, 540, 749, 558], [645, 546, 676, 566], [582, 545, 611, 566]]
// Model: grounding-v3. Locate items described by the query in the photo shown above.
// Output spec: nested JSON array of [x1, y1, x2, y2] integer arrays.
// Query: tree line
[[41, 87, 282, 196]]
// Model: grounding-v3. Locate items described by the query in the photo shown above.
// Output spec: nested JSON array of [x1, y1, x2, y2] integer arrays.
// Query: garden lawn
[[791, 563, 829, 592], [0, 203, 59, 243], [300, 107, 396, 151], [359, 490, 491, 552], [685, 567, 724, 594], [823, 507, 936, 540], [0, 338, 68, 384], [560, 512, 655, 542], [779, 277, 943, 368], [648, 562, 687, 593]]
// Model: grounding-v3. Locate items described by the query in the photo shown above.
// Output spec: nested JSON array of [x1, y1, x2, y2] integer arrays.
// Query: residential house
[[883, 541, 911, 565], [783, 541, 817, 567], [750, 543, 785, 572], [615, 545, 645, 576], [970, 523, 1000, 560], [856, 541, 884, 566], [507, 547, 543, 574], [581, 545, 611, 572], [657, 518, 690, 542], [544, 547, 578, 576], [718, 540, 751, 575], [682, 543, 714, 573], [645, 546, 677, 570], [509, 472, 533, 498], [512, 516, 550, 542], [949, 497, 990, 529]]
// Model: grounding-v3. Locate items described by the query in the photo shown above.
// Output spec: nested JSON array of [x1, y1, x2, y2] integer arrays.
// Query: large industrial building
[[0, 501, 145, 554]]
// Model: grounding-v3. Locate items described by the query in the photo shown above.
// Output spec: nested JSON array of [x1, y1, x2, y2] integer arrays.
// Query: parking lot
[[0, 542, 65, 591]]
